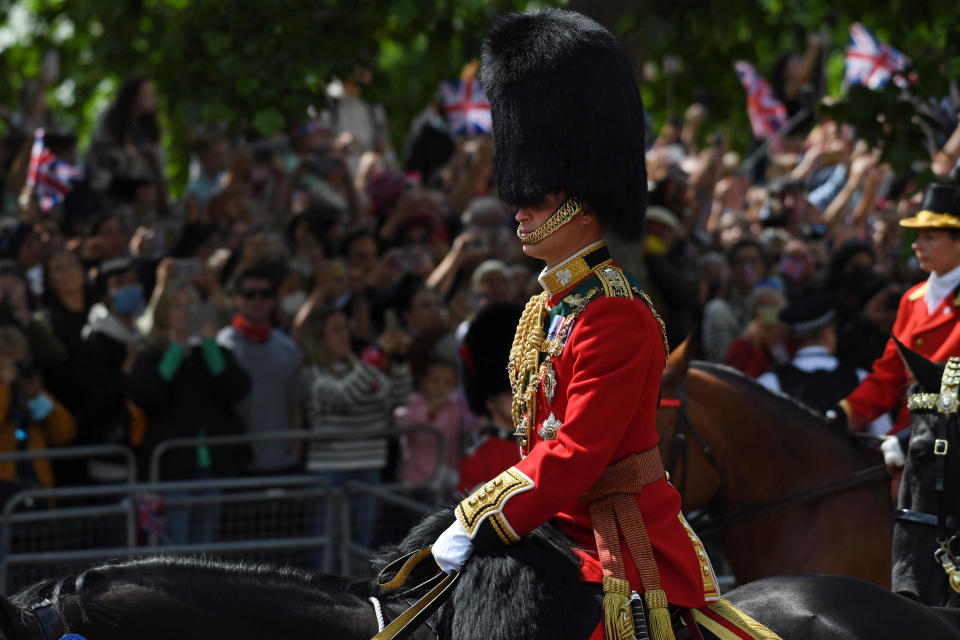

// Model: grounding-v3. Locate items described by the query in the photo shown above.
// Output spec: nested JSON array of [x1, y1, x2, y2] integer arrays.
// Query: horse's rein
[[661, 380, 721, 510], [660, 381, 889, 535], [370, 547, 459, 640]]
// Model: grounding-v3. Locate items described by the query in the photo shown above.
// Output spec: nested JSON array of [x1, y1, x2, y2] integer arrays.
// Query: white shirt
[[925, 262, 960, 314], [756, 346, 893, 436]]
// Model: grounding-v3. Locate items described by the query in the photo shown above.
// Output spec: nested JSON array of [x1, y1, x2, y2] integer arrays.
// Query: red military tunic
[[843, 280, 960, 432], [455, 242, 719, 610]]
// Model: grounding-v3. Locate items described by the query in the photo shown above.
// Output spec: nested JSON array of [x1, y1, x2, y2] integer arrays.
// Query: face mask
[[28, 393, 54, 421], [756, 305, 781, 325], [644, 234, 667, 255], [280, 290, 307, 316], [111, 285, 145, 316], [778, 256, 807, 283]]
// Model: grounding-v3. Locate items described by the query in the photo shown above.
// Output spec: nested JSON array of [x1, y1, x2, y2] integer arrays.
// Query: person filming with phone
[[127, 280, 251, 542]]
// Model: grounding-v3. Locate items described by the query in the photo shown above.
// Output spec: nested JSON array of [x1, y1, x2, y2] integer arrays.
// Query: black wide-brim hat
[[900, 183, 960, 229], [480, 9, 647, 240]]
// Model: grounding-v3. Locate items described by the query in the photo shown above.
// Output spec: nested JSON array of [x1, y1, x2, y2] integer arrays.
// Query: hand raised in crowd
[[449, 231, 490, 266], [335, 131, 356, 157], [685, 103, 707, 128], [155, 257, 177, 291], [848, 149, 880, 186], [129, 226, 155, 258]]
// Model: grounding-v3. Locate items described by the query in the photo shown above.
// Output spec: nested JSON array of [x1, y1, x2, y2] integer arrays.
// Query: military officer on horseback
[[430, 9, 721, 640], [830, 183, 960, 465]]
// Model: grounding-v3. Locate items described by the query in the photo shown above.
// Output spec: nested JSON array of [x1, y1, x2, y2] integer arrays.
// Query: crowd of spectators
[[0, 56, 958, 545]]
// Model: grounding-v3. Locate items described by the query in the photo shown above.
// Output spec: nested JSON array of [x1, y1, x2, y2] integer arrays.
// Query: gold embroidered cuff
[[456, 467, 534, 545]]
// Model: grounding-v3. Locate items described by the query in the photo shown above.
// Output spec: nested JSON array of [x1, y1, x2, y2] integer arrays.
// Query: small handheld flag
[[22, 129, 82, 211], [440, 79, 491, 137], [734, 62, 788, 139], [844, 23, 910, 90]]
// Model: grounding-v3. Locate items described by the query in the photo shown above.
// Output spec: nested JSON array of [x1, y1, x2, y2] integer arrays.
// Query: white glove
[[881, 435, 906, 469], [432, 519, 473, 574]]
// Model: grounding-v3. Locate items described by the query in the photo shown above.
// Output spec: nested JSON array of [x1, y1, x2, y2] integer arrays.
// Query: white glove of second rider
[[432, 519, 473, 574], [881, 435, 905, 469]]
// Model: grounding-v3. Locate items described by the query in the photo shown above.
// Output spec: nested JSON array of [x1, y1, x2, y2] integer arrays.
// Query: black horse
[[3, 509, 960, 640], [893, 342, 960, 607]]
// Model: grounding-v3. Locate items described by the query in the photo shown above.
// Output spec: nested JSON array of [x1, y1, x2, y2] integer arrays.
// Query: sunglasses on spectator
[[240, 288, 274, 299]]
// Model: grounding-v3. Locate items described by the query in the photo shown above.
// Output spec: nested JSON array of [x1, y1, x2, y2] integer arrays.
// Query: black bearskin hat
[[461, 302, 523, 416], [480, 9, 647, 239]]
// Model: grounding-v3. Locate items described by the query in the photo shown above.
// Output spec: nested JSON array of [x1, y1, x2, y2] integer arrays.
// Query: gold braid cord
[[508, 292, 548, 451], [517, 197, 583, 245]]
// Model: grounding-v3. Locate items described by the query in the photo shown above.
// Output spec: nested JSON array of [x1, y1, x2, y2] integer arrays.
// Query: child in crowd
[[394, 353, 473, 496]]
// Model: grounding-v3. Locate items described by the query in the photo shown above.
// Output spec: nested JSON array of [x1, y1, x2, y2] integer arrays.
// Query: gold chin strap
[[517, 197, 583, 245]]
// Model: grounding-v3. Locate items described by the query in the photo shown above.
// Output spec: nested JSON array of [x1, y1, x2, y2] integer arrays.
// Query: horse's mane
[[9, 555, 359, 628], [692, 361, 876, 465], [371, 508, 597, 640]]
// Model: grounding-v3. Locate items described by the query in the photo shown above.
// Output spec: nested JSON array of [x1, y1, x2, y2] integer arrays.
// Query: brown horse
[[657, 338, 894, 586]]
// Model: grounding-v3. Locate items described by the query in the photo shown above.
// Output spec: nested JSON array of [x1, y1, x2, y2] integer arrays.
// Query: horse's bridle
[[660, 380, 721, 511], [24, 598, 64, 640], [902, 356, 960, 593], [660, 377, 888, 535], [370, 548, 457, 640]]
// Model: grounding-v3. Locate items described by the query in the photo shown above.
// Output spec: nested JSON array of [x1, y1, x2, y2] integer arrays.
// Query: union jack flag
[[25, 129, 82, 211], [440, 79, 491, 137], [844, 23, 910, 90], [734, 61, 787, 139]]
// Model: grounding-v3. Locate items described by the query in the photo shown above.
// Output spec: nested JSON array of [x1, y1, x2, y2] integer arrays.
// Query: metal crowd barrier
[[0, 426, 450, 593], [0, 444, 138, 485], [0, 430, 740, 593], [0, 475, 335, 593], [339, 481, 434, 576], [148, 426, 448, 486]]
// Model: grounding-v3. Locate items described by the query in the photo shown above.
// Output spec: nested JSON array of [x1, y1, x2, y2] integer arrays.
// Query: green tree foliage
[[595, 0, 959, 177], [0, 0, 956, 193], [0, 0, 546, 193]]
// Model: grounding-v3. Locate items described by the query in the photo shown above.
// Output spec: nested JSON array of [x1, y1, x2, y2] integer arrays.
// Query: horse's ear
[[664, 332, 695, 383], [894, 336, 944, 392]]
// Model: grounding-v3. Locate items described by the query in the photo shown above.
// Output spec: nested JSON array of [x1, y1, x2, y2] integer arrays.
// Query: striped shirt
[[302, 360, 412, 471]]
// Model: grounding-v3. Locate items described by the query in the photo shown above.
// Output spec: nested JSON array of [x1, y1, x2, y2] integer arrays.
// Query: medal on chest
[[542, 361, 557, 403]]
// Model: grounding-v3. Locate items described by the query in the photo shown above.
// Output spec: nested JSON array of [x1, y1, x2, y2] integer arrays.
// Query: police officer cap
[[779, 289, 836, 333]]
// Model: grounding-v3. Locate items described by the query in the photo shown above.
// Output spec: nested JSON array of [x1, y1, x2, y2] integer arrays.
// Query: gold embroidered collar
[[539, 241, 612, 297]]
